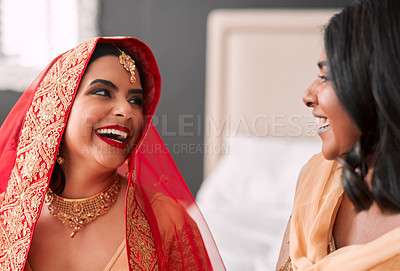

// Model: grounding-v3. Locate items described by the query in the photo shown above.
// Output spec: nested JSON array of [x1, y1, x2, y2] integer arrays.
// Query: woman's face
[[62, 54, 144, 170], [303, 49, 361, 160]]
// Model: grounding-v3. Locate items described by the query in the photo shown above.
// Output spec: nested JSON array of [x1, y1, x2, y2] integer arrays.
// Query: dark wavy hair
[[50, 43, 143, 194], [324, 0, 400, 212]]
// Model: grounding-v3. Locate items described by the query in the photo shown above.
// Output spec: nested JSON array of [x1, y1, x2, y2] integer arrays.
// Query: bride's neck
[[59, 164, 117, 198]]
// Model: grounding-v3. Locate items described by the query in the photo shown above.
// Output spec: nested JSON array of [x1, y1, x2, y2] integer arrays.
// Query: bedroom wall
[[99, 0, 350, 196], [0, 0, 351, 196], [0, 91, 22, 125]]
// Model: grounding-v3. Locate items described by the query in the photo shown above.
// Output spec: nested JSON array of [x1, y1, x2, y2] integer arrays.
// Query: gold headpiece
[[45, 175, 121, 238], [117, 48, 136, 84]]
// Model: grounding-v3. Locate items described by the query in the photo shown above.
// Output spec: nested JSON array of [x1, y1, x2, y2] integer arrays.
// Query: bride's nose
[[112, 99, 135, 120]]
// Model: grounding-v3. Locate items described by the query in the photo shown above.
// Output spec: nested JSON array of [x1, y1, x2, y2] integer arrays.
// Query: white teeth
[[316, 118, 330, 132], [322, 118, 330, 127], [96, 128, 128, 140], [315, 117, 329, 125]]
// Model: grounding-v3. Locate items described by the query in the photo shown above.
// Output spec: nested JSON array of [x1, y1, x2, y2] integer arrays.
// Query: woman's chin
[[96, 156, 126, 170], [321, 144, 338, 161], [319, 132, 338, 160]]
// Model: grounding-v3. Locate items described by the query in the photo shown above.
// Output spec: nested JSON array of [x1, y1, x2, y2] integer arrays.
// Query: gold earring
[[56, 153, 65, 166]]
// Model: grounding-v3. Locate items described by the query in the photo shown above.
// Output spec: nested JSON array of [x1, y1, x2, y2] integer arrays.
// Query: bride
[[0, 37, 225, 271]]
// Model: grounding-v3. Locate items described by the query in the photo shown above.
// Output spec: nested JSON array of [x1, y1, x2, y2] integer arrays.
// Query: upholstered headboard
[[203, 9, 337, 177], [199, 10, 338, 269]]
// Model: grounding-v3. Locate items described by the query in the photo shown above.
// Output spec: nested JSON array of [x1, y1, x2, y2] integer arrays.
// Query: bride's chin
[[95, 156, 127, 170]]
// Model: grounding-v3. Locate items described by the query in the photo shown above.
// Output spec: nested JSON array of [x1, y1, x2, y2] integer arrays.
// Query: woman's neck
[[58, 162, 118, 199]]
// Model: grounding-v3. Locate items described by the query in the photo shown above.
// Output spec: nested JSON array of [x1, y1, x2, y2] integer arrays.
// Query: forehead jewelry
[[45, 175, 121, 238], [117, 48, 136, 84]]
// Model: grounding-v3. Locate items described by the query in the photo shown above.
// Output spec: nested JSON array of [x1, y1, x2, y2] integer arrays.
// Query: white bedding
[[196, 135, 321, 270]]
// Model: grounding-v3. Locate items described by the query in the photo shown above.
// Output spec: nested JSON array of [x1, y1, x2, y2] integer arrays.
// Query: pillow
[[196, 135, 321, 270]]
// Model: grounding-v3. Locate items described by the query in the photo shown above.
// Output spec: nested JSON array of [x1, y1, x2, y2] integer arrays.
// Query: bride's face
[[62, 54, 144, 170]]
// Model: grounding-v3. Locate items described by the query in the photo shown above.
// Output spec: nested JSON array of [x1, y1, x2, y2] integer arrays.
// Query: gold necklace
[[45, 175, 121, 238]]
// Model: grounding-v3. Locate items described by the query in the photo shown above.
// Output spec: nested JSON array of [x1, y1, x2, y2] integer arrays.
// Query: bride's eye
[[90, 89, 111, 97], [128, 96, 144, 107]]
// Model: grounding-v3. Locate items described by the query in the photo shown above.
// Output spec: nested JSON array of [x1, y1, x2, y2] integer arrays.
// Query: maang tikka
[[117, 48, 136, 84]]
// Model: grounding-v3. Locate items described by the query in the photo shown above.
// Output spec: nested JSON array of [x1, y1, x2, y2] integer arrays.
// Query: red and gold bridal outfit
[[0, 37, 225, 271]]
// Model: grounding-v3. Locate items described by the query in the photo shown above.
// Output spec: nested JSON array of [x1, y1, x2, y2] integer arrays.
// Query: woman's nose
[[302, 80, 318, 108], [112, 99, 134, 119]]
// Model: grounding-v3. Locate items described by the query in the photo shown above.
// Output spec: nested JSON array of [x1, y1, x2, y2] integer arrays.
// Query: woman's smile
[[314, 116, 330, 135], [95, 125, 131, 149]]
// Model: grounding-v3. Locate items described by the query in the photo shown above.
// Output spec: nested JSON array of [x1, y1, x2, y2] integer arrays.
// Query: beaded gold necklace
[[45, 175, 120, 238]]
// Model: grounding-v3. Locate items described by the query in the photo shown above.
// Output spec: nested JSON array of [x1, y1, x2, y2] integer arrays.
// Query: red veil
[[0, 37, 225, 270]]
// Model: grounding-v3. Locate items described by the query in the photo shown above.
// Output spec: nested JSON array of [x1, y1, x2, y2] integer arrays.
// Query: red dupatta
[[0, 37, 225, 270]]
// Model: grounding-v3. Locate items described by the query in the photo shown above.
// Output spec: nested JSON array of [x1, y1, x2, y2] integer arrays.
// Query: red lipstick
[[95, 125, 131, 149]]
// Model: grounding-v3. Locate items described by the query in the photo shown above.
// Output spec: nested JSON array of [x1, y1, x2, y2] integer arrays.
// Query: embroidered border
[[126, 176, 159, 271], [0, 39, 96, 271]]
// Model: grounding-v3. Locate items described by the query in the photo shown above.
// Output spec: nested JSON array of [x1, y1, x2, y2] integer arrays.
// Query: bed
[[196, 9, 337, 270]]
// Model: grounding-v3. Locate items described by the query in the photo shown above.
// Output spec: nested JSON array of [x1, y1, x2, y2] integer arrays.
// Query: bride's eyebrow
[[88, 79, 118, 90], [87, 79, 143, 95], [128, 89, 143, 95]]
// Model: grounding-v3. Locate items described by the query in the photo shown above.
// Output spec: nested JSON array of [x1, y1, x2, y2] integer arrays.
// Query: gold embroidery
[[278, 238, 336, 271], [0, 39, 96, 271], [328, 235, 336, 254], [34, 93, 63, 126], [126, 179, 159, 270], [166, 217, 211, 270], [279, 257, 293, 271]]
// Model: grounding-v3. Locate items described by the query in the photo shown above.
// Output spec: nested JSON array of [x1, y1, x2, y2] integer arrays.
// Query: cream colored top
[[24, 240, 128, 271], [288, 153, 400, 270]]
